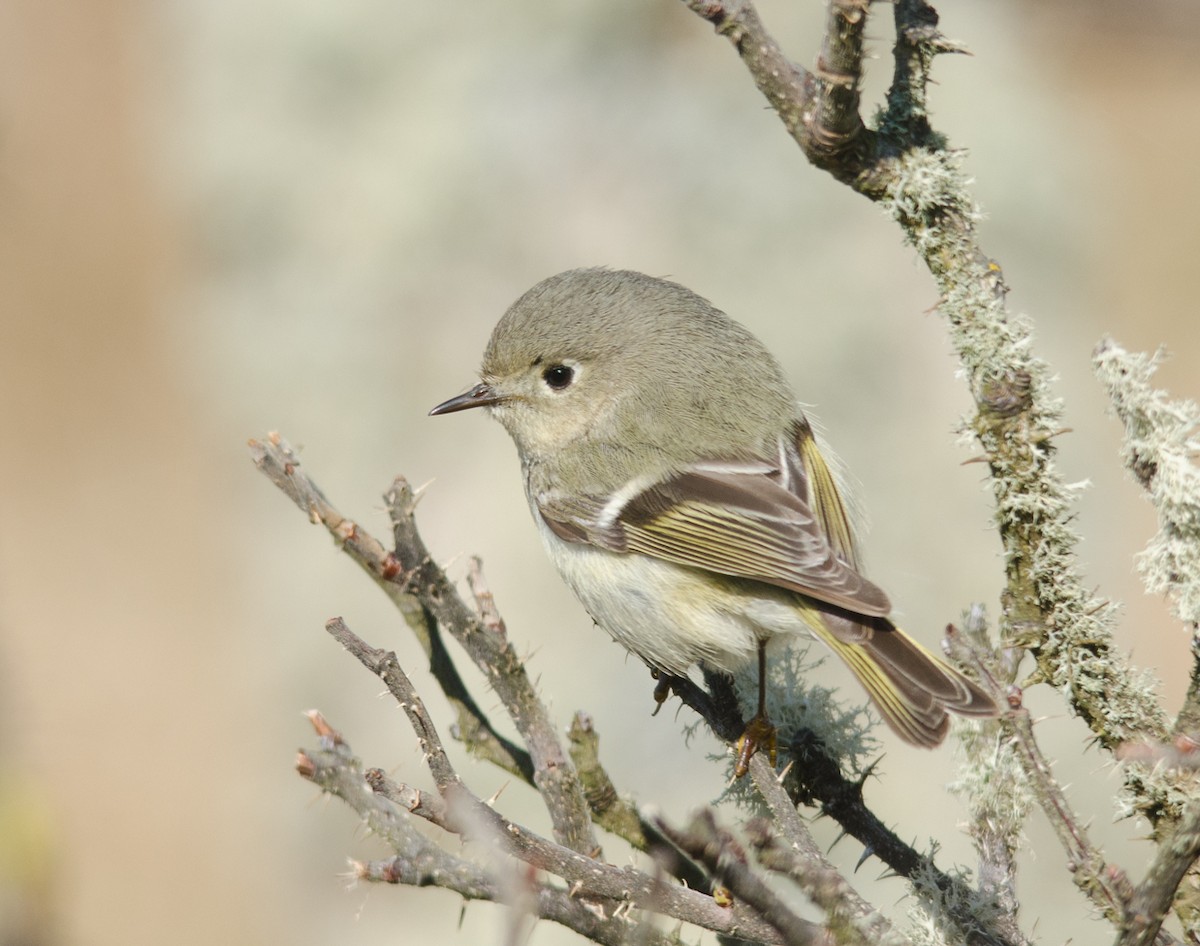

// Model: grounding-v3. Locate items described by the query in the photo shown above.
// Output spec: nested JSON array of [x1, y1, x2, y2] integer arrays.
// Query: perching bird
[[431, 268, 998, 774]]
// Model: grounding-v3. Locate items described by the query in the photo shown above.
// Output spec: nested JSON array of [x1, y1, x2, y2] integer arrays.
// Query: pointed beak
[[429, 382, 505, 416]]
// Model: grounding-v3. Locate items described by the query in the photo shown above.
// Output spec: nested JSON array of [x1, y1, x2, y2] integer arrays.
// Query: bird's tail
[[810, 617, 999, 747]]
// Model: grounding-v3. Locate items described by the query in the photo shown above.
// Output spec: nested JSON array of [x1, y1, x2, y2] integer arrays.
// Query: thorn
[[827, 829, 848, 854], [411, 478, 435, 505], [485, 782, 510, 807], [855, 756, 883, 790], [855, 845, 876, 871]]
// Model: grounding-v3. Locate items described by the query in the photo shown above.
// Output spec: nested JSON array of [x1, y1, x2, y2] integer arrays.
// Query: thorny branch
[[675, 672, 1018, 946], [307, 619, 788, 944], [251, 432, 595, 855], [256, 431, 1024, 946], [681, 0, 1168, 768], [651, 808, 832, 946], [674, 0, 1200, 938]]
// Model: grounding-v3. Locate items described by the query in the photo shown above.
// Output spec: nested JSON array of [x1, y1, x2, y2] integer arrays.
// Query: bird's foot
[[734, 713, 777, 779]]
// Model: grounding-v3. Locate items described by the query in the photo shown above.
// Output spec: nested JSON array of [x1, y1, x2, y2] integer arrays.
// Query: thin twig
[[566, 712, 647, 849], [944, 617, 1030, 946], [384, 473, 600, 855], [250, 433, 533, 781], [298, 702, 786, 945], [355, 850, 676, 946], [1121, 800, 1200, 946], [745, 755, 906, 946], [251, 432, 595, 854], [675, 669, 1018, 946], [652, 807, 833, 946], [1002, 692, 1143, 933]]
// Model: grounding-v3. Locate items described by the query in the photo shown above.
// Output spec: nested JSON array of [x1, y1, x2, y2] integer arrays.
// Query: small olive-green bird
[[432, 268, 998, 773]]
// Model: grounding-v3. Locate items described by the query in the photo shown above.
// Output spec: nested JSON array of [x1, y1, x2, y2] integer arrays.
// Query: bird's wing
[[537, 422, 892, 619]]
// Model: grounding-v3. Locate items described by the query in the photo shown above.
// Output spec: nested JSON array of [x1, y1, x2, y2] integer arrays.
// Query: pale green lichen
[[904, 858, 1002, 946], [714, 642, 877, 807], [877, 147, 979, 264], [950, 713, 1030, 866], [880, 148, 1170, 823], [1094, 339, 1200, 627]]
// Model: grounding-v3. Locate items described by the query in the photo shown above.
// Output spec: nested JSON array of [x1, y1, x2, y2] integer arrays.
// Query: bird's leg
[[734, 641, 776, 778]]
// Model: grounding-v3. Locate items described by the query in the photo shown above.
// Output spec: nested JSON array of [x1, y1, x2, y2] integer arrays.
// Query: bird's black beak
[[429, 382, 504, 416]]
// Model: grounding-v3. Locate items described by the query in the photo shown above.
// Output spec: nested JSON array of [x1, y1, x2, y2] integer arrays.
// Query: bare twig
[[298, 700, 786, 945], [250, 433, 534, 781], [744, 824, 907, 946], [383, 473, 600, 855], [1002, 692, 1141, 933], [325, 617, 462, 792], [1121, 800, 1200, 946], [566, 712, 648, 849], [363, 769, 450, 829], [251, 433, 596, 854], [744, 757, 905, 946], [652, 807, 833, 946], [355, 850, 679, 946]]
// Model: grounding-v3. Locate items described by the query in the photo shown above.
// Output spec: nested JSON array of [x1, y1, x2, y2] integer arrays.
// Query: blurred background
[[1, 1, 1198, 943]]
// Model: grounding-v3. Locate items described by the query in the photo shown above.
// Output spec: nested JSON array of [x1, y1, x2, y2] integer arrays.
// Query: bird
[[431, 267, 998, 775]]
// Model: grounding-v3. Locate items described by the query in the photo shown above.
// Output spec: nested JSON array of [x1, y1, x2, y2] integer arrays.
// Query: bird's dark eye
[[542, 364, 575, 391]]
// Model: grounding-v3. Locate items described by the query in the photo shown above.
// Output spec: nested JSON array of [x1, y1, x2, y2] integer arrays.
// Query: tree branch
[[251, 432, 597, 855], [249, 433, 532, 780], [1003, 692, 1146, 934], [297, 689, 787, 944], [382, 472, 600, 855], [744, 755, 908, 946], [1092, 338, 1200, 935], [944, 615, 1031, 946], [1093, 338, 1200, 721], [651, 807, 833, 946], [667, 670, 1020, 946], [1121, 800, 1200, 946], [677, 0, 1173, 863]]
